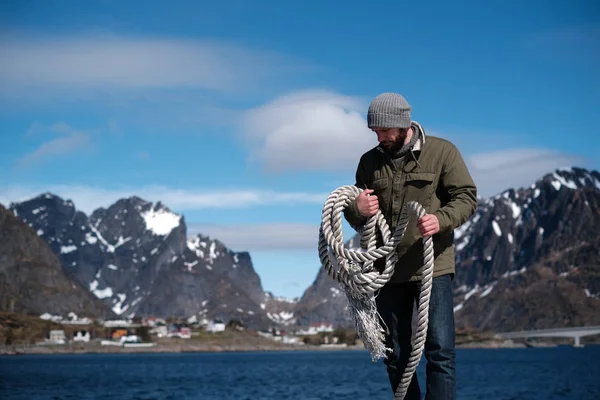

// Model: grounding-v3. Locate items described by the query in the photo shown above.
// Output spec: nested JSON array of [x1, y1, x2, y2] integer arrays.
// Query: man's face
[[372, 127, 409, 152]]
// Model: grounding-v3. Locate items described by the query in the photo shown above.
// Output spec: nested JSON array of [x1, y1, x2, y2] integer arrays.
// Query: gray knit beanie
[[367, 92, 412, 129]]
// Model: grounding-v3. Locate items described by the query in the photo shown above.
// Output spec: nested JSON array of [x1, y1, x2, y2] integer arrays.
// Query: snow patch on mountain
[[265, 292, 299, 304], [492, 220, 502, 236], [187, 236, 205, 258], [88, 223, 115, 252], [267, 311, 295, 325], [551, 172, 578, 190], [140, 206, 181, 236], [60, 244, 77, 254], [89, 280, 114, 299], [112, 293, 129, 315]]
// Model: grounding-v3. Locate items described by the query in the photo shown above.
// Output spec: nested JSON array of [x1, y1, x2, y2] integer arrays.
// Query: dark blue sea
[[1, 347, 599, 400]]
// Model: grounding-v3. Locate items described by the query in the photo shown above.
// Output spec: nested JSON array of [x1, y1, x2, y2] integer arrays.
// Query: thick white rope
[[318, 185, 435, 400]]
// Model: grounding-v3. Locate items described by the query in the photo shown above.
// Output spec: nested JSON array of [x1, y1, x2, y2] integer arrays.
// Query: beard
[[381, 132, 408, 153]]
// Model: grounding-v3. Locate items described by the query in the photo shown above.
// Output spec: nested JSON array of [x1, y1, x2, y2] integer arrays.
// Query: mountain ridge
[[293, 166, 600, 331], [2, 166, 599, 332]]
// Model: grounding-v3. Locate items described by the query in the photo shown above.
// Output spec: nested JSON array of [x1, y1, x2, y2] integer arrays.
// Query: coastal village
[[10, 312, 352, 351], [1, 310, 552, 356]]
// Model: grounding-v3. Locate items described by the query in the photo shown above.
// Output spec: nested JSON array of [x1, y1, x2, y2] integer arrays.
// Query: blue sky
[[1, 0, 598, 299]]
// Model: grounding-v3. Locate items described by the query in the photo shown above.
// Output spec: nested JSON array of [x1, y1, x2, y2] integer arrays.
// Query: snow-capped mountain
[[9, 195, 187, 318], [6, 194, 294, 328], [294, 167, 600, 332], [451, 167, 600, 331], [3, 167, 599, 333]]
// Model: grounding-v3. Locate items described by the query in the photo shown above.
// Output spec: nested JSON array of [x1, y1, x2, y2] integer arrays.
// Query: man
[[343, 92, 477, 399]]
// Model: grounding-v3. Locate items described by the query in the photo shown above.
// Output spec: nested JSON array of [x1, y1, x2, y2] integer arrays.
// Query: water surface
[[1, 346, 599, 399]]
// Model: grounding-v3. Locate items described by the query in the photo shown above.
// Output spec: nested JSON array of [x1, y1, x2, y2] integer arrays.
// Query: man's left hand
[[417, 214, 440, 237]]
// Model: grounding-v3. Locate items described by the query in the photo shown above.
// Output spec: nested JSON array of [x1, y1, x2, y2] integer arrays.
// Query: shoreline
[[0, 339, 530, 356], [0, 342, 362, 356]]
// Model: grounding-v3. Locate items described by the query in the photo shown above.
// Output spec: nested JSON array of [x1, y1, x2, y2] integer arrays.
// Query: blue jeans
[[375, 274, 456, 400]]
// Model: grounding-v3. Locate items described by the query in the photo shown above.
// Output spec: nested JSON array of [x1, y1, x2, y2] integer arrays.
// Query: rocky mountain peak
[[542, 167, 600, 191], [4, 193, 278, 329], [10, 193, 82, 239], [295, 167, 600, 331], [451, 167, 600, 330], [91, 196, 184, 238], [3, 166, 598, 333]]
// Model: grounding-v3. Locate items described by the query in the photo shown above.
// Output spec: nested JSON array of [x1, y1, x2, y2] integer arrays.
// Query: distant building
[[178, 327, 192, 339], [282, 335, 301, 344], [73, 330, 91, 342], [207, 319, 226, 333], [103, 319, 140, 328], [40, 313, 92, 325], [152, 325, 168, 338], [143, 317, 167, 327], [297, 322, 334, 335], [49, 330, 66, 344], [111, 328, 128, 340], [119, 334, 141, 344], [166, 324, 192, 339]]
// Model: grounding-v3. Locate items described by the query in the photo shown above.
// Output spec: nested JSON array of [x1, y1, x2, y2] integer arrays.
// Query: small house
[[206, 319, 226, 333], [73, 330, 91, 342], [49, 330, 66, 344]]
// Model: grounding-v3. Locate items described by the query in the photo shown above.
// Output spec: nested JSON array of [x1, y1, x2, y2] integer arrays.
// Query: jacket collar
[[410, 121, 426, 151], [401, 121, 426, 172]]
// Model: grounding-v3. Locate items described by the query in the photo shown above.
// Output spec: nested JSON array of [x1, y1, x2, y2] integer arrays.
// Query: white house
[[49, 330, 66, 344], [206, 319, 226, 333], [72, 330, 91, 342], [296, 322, 334, 335], [152, 325, 168, 338]]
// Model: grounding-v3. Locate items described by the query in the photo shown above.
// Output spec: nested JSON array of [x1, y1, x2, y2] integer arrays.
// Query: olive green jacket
[[343, 121, 477, 283]]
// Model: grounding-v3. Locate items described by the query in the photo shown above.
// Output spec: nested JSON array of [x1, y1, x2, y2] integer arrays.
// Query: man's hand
[[357, 188, 379, 217], [417, 214, 440, 237]]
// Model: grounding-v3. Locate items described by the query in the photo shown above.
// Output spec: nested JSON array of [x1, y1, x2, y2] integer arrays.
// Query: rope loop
[[318, 185, 436, 400]]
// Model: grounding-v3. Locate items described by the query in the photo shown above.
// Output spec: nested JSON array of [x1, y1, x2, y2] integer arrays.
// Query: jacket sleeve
[[344, 156, 369, 229], [434, 144, 478, 234]]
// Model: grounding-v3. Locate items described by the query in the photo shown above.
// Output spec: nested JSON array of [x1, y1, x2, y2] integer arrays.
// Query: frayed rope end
[[343, 286, 391, 363]]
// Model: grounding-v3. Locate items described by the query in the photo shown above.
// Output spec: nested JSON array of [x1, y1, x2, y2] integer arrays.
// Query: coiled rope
[[318, 185, 435, 400]]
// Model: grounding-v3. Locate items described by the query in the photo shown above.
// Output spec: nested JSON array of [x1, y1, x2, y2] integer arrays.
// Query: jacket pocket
[[404, 172, 436, 210], [372, 177, 389, 198], [371, 177, 388, 192]]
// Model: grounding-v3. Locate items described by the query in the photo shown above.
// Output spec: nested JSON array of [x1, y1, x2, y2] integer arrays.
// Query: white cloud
[[0, 33, 306, 94], [238, 91, 591, 198], [17, 122, 93, 168], [187, 222, 321, 251], [0, 32, 314, 133], [0, 185, 329, 215], [240, 89, 375, 172], [466, 148, 588, 197]]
